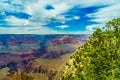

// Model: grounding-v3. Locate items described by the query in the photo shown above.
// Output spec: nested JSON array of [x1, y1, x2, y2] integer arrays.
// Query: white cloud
[[5, 16, 30, 26], [73, 16, 80, 20], [21, 0, 119, 24], [0, 26, 91, 34], [86, 3, 120, 33], [0, 26, 57, 34], [0, 0, 120, 34], [56, 25, 69, 29], [86, 25, 96, 31], [0, 2, 12, 12], [0, 1, 23, 12], [86, 24, 104, 32], [21, 0, 75, 24], [87, 3, 120, 23]]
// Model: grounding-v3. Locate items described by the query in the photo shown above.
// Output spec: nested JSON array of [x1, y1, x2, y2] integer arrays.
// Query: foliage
[[61, 17, 120, 80], [10, 73, 35, 80]]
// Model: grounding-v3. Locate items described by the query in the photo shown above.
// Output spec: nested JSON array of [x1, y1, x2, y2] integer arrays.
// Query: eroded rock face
[[0, 53, 36, 67], [0, 34, 88, 60], [0, 34, 89, 79], [24, 64, 56, 80]]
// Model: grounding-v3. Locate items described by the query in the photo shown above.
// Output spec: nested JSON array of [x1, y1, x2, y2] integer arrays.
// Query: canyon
[[0, 34, 89, 80]]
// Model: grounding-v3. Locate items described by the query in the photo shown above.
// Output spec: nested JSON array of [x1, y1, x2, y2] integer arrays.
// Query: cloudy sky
[[0, 0, 120, 34]]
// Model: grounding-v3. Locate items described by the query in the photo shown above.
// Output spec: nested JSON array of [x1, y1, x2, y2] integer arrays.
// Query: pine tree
[[61, 17, 120, 80]]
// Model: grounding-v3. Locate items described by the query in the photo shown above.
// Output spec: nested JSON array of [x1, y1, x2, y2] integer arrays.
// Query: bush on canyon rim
[[61, 17, 120, 80]]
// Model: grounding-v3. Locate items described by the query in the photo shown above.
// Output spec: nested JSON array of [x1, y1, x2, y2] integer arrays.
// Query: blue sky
[[0, 0, 120, 34]]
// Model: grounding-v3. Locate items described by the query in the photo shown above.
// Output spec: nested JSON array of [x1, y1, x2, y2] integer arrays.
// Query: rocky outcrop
[[24, 62, 57, 80], [0, 53, 36, 69]]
